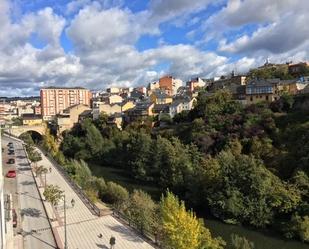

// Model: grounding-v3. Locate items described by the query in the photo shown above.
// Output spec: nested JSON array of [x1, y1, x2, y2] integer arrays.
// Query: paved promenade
[[35, 149, 155, 249]]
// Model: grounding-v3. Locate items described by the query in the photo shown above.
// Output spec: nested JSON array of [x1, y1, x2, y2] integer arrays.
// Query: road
[[2, 136, 57, 249]]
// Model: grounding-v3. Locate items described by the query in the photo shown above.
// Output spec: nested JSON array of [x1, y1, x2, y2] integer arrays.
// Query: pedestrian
[[71, 198, 75, 207], [49, 167, 52, 173], [98, 233, 103, 238], [109, 236, 116, 249]]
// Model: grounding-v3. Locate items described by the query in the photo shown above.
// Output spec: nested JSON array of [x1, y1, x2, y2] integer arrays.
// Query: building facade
[[245, 79, 279, 104], [40, 87, 91, 120], [57, 104, 91, 133], [159, 76, 182, 95], [22, 114, 43, 126]]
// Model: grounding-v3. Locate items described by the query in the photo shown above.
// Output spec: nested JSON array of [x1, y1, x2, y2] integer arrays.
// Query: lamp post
[[62, 194, 68, 249]]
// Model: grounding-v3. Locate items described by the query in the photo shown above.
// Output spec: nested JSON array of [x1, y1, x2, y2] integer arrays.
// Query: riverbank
[[206, 219, 309, 249], [89, 162, 162, 200], [89, 163, 309, 249]]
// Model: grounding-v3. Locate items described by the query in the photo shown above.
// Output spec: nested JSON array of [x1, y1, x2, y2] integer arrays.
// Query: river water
[[206, 219, 309, 249]]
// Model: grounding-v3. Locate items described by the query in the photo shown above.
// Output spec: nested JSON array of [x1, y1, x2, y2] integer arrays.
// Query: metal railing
[[44, 152, 160, 247], [4, 131, 160, 247], [42, 150, 102, 216], [112, 210, 160, 247]]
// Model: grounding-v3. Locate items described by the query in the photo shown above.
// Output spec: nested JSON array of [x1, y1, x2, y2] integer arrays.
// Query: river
[[206, 218, 309, 249], [90, 164, 309, 249]]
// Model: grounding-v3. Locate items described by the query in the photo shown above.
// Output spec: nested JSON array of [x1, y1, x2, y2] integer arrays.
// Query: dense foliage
[[20, 132, 42, 163], [59, 91, 309, 242], [246, 63, 309, 80], [159, 191, 224, 249]]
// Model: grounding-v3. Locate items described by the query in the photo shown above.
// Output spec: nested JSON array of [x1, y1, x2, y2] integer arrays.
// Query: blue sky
[[0, 0, 309, 96]]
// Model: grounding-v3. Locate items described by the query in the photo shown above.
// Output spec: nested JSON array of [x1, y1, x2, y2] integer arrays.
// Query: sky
[[1, 0, 309, 96]]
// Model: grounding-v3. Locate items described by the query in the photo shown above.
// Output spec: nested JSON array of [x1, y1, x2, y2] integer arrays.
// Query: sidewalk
[[34, 150, 155, 249]]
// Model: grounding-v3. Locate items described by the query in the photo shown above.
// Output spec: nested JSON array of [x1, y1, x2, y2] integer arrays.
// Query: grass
[[88, 163, 162, 200]]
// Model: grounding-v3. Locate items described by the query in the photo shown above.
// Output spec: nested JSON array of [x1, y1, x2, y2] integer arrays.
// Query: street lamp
[[61, 194, 68, 249], [59, 194, 68, 249]]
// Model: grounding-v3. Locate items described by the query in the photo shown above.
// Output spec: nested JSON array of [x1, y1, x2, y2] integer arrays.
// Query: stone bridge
[[4, 124, 46, 137]]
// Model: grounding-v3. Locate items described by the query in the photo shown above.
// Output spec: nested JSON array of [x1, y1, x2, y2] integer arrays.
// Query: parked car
[[8, 158, 15, 164], [8, 150, 14, 155], [7, 142, 13, 147], [6, 170, 16, 178], [12, 209, 17, 228]]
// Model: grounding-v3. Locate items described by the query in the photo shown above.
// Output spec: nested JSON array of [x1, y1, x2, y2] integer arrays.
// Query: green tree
[[84, 123, 104, 157], [20, 132, 34, 145], [61, 134, 85, 158], [27, 146, 42, 164], [125, 190, 157, 233], [43, 184, 64, 206], [12, 117, 23, 126], [54, 151, 66, 165], [288, 214, 309, 242], [93, 177, 107, 200], [298, 216, 309, 242], [42, 127, 58, 155], [69, 159, 92, 189], [102, 181, 129, 211], [34, 165, 48, 187], [155, 136, 195, 194], [125, 132, 153, 180], [204, 150, 301, 227]]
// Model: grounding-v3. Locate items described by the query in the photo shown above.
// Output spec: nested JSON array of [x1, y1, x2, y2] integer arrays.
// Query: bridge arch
[[5, 124, 46, 138]]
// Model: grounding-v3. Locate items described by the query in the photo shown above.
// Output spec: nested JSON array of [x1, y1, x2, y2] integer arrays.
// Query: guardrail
[[44, 151, 160, 247], [4, 131, 160, 247], [42, 149, 102, 217], [112, 210, 160, 247]]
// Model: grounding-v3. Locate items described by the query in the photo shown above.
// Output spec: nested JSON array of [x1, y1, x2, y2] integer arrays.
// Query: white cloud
[[214, 0, 298, 27], [0, 1, 83, 96], [66, 4, 152, 52], [24, 7, 66, 46], [218, 4, 309, 54], [149, 0, 213, 23], [2, 0, 309, 97]]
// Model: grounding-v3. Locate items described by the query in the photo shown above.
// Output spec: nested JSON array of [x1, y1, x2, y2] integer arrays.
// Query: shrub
[[231, 234, 254, 249], [102, 181, 129, 210]]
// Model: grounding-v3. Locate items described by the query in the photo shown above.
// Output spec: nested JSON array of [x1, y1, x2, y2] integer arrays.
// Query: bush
[[124, 190, 158, 233], [85, 189, 98, 203], [55, 151, 66, 165], [231, 234, 254, 249], [102, 181, 129, 210], [289, 215, 309, 242], [93, 177, 106, 199]]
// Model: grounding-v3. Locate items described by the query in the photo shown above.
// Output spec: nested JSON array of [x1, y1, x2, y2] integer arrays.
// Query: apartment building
[[40, 87, 91, 120], [159, 76, 183, 96], [147, 76, 183, 96]]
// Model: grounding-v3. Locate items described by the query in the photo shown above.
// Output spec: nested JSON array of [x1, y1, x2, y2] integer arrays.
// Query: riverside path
[[33, 145, 156, 249]]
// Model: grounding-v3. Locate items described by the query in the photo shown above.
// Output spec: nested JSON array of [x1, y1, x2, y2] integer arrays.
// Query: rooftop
[[22, 114, 42, 120], [41, 86, 87, 90], [151, 90, 170, 98]]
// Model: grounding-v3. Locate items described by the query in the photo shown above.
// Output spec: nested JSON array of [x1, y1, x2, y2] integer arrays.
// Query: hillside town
[[2, 1, 309, 249], [1, 61, 309, 134]]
